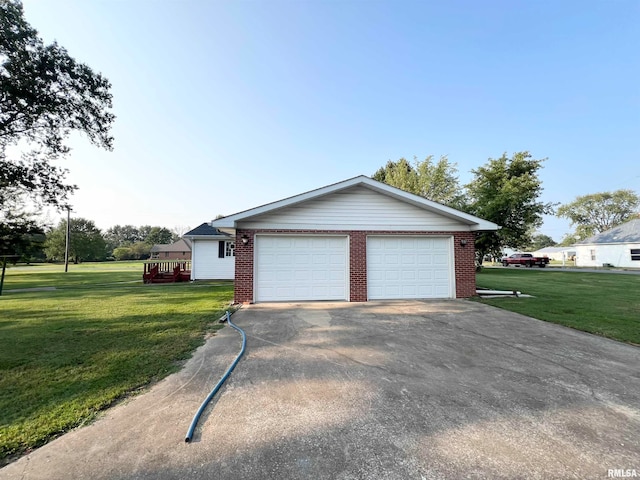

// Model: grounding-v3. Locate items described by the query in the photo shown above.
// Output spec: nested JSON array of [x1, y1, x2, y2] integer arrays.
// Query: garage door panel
[[329, 270, 345, 281], [330, 254, 344, 264], [418, 270, 433, 281], [386, 270, 400, 281], [385, 254, 400, 264], [294, 270, 311, 281], [367, 236, 453, 300], [417, 254, 432, 265], [276, 254, 292, 264], [312, 254, 326, 264], [256, 235, 348, 302], [402, 270, 416, 281], [433, 254, 448, 265], [401, 254, 415, 264], [434, 269, 449, 281]]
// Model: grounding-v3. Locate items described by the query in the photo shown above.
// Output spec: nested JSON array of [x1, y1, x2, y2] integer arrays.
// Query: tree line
[[18, 221, 182, 264]]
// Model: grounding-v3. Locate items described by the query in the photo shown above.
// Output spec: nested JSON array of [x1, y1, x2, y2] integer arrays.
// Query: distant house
[[574, 218, 640, 268], [182, 223, 235, 280], [532, 246, 576, 261], [150, 239, 192, 260]]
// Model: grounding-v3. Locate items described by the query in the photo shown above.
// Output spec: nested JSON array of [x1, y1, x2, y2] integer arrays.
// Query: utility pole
[[64, 206, 71, 273]]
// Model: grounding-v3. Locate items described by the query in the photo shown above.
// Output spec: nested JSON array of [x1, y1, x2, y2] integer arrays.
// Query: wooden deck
[[143, 260, 191, 284]]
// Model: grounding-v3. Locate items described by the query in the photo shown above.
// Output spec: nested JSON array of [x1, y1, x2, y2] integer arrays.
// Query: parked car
[[501, 253, 550, 268]]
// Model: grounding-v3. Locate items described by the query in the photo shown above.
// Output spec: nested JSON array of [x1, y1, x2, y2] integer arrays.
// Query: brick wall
[[234, 230, 254, 303], [452, 231, 476, 298], [349, 232, 368, 302], [233, 229, 477, 303]]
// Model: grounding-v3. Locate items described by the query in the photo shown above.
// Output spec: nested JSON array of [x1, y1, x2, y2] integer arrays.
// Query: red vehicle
[[501, 253, 550, 268]]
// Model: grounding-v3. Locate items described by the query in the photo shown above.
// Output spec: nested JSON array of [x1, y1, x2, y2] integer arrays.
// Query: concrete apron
[[1, 300, 639, 480]]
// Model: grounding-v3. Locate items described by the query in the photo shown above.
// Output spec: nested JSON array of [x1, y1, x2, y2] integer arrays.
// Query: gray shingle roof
[[577, 218, 640, 245], [183, 223, 231, 238], [150, 239, 192, 253]]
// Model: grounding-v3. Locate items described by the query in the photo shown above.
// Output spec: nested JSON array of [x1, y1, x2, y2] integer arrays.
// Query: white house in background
[[182, 223, 235, 280], [532, 246, 576, 261], [574, 218, 640, 268]]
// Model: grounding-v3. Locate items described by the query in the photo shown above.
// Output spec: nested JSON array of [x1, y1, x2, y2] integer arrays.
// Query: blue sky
[[22, 0, 640, 241]]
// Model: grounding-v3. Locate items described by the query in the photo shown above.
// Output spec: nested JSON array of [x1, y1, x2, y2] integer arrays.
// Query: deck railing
[[143, 260, 191, 283]]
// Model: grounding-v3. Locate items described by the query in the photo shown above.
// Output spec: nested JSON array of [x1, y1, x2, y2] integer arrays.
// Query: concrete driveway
[[1, 301, 639, 480]]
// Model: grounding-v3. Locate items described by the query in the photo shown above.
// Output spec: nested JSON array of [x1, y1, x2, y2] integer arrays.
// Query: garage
[[255, 235, 348, 302], [367, 236, 453, 299], [208, 176, 498, 302]]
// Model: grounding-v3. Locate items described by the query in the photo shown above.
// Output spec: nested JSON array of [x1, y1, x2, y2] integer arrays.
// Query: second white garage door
[[367, 236, 453, 299], [255, 235, 348, 302]]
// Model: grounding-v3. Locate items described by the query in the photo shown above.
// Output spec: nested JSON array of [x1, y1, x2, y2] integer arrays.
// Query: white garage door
[[367, 236, 453, 299], [255, 235, 348, 302]]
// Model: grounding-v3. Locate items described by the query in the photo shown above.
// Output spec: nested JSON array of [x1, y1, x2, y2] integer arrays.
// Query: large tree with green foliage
[[466, 152, 554, 262], [112, 242, 151, 261], [372, 155, 463, 206], [104, 225, 143, 252], [0, 200, 45, 261], [557, 190, 640, 241], [0, 0, 114, 255], [526, 233, 557, 251], [44, 218, 106, 263], [144, 226, 174, 245]]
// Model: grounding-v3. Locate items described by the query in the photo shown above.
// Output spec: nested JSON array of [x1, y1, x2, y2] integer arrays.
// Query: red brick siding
[[452, 231, 476, 298], [233, 229, 477, 303], [234, 230, 254, 303], [349, 232, 368, 302]]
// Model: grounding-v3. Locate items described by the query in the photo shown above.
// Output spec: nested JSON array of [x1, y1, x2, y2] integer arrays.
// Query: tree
[[0, 0, 114, 223], [112, 246, 134, 261], [557, 190, 640, 241], [465, 152, 554, 262], [0, 198, 44, 261], [526, 233, 557, 251], [111, 242, 149, 260], [559, 232, 580, 247], [44, 217, 106, 263], [144, 227, 173, 245], [170, 225, 190, 240], [0, 203, 45, 262], [104, 225, 142, 252], [132, 241, 151, 259], [372, 155, 463, 206]]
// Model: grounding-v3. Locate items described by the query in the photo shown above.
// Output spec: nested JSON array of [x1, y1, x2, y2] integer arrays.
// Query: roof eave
[[211, 176, 500, 231], [183, 234, 231, 240]]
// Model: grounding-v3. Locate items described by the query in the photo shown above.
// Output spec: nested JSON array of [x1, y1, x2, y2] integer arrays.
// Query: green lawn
[[476, 268, 640, 345], [0, 263, 233, 464]]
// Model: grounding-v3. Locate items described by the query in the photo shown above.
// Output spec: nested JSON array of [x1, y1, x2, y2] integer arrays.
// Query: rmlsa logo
[[608, 470, 638, 478]]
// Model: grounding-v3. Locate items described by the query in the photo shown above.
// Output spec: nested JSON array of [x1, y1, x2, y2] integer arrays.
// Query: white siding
[[239, 186, 469, 231], [575, 243, 640, 268], [191, 240, 235, 280]]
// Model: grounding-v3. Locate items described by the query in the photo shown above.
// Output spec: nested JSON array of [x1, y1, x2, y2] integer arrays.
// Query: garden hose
[[185, 310, 246, 443]]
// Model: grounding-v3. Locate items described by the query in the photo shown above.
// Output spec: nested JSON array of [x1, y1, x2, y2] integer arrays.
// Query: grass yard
[[476, 268, 640, 345], [0, 262, 233, 464]]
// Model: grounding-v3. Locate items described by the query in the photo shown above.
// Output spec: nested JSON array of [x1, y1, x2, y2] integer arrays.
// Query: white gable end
[[238, 186, 472, 231]]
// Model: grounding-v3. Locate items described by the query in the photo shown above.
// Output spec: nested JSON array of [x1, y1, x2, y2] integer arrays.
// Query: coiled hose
[[185, 310, 246, 442]]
